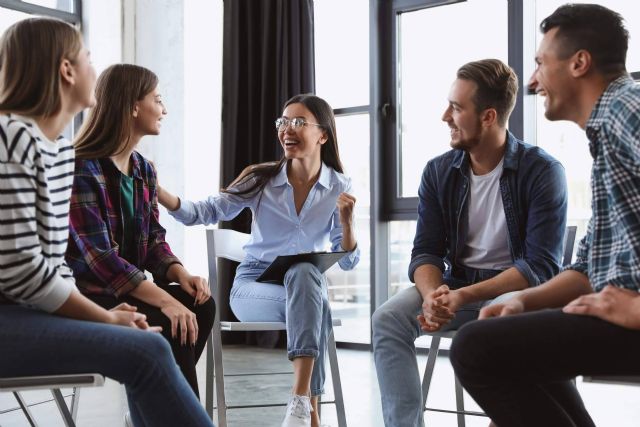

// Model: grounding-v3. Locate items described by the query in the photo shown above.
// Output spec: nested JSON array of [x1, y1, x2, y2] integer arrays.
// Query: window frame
[[375, 0, 525, 220], [0, 0, 81, 24], [1, 0, 83, 135]]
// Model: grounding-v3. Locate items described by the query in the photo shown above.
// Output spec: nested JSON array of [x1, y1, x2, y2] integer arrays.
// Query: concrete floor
[[2, 345, 640, 426]]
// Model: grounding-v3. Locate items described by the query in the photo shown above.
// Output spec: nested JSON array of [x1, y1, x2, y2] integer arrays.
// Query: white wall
[[82, 0, 223, 273], [183, 0, 223, 276]]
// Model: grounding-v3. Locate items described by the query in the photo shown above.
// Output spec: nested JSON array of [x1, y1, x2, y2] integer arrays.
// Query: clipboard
[[256, 251, 348, 284]]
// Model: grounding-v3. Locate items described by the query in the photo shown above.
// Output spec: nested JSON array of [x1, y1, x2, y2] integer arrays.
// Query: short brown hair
[[456, 59, 518, 127], [0, 18, 82, 117], [74, 64, 159, 159]]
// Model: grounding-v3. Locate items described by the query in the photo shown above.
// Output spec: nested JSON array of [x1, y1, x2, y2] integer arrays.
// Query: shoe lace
[[287, 396, 312, 419]]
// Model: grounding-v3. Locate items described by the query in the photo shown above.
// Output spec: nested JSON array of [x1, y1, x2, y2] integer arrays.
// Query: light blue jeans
[[372, 279, 519, 427], [230, 260, 332, 396], [0, 305, 214, 427]]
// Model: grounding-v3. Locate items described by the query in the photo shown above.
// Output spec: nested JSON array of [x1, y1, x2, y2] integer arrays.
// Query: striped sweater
[[0, 114, 76, 312]]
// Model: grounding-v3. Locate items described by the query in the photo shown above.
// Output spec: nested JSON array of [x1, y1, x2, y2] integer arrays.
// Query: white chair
[[421, 226, 578, 427], [0, 373, 104, 427], [204, 228, 347, 427]]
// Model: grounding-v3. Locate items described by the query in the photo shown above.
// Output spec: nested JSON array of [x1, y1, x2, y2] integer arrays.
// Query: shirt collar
[[272, 160, 332, 189], [451, 130, 518, 172], [585, 75, 635, 159], [103, 151, 143, 180]]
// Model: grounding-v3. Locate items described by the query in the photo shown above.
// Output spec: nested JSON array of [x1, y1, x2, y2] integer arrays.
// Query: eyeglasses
[[274, 117, 323, 132]]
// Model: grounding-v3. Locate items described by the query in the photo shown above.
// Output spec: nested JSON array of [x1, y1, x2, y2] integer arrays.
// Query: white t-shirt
[[459, 158, 513, 270]]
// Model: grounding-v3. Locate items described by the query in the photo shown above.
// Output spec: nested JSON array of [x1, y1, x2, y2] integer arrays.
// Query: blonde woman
[[0, 18, 213, 427]]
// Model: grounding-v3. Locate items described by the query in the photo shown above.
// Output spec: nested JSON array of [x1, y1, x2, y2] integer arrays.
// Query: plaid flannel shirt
[[66, 151, 181, 297], [565, 75, 640, 292]]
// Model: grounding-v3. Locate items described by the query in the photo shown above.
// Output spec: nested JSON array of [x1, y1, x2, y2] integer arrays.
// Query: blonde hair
[[74, 64, 158, 159], [0, 17, 82, 117]]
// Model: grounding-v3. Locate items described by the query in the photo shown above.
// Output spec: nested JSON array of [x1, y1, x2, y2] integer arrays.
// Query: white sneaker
[[281, 395, 312, 427]]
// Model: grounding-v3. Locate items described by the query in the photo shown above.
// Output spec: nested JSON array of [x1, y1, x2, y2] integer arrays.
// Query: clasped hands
[[417, 285, 463, 332]]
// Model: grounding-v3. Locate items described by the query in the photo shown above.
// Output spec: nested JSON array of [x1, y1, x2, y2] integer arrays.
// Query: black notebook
[[256, 251, 348, 284]]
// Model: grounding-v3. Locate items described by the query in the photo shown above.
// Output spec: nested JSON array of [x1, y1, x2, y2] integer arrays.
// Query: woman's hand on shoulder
[[147, 159, 179, 210]]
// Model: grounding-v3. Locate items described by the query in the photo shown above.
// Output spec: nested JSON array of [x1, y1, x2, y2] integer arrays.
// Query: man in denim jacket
[[372, 59, 568, 427]]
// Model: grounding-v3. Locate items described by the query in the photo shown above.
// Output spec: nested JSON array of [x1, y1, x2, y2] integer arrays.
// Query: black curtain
[[219, 0, 315, 345]]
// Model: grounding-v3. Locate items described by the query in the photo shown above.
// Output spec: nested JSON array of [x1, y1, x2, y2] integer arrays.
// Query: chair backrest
[[562, 225, 578, 267], [206, 228, 251, 311], [208, 228, 250, 262]]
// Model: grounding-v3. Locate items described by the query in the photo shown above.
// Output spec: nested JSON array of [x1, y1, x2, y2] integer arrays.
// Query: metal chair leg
[[70, 387, 80, 421], [421, 336, 441, 408], [205, 333, 215, 418], [13, 392, 37, 427], [212, 321, 227, 427], [454, 375, 466, 427], [52, 388, 76, 427], [328, 329, 347, 427]]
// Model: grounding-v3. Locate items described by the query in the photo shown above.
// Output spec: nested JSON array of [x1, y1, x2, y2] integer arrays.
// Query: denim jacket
[[408, 131, 568, 287]]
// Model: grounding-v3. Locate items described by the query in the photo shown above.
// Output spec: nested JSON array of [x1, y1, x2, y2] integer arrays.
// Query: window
[[315, 0, 371, 344], [379, 0, 511, 219], [0, 0, 82, 139], [0, 1, 80, 25], [21, 0, 75, 13], [388, 220, 416, 298], [396, 0, 508, 198]]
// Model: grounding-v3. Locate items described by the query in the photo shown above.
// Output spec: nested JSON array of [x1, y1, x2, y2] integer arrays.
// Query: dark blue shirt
[[409, 131, 568, 287]]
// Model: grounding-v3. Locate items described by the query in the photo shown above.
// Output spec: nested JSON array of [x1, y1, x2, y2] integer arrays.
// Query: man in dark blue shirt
[[451, 4, 640, 426], [372, 58, 568, 426]]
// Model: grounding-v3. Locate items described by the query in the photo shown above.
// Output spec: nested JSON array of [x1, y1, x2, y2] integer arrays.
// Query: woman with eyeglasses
[[0, 18, 213, 427], [66, 64, 216, 399], [158, 94, 360, 427]]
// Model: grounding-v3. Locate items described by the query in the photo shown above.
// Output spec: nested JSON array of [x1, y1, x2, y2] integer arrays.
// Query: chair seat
[[583, 375, 640, 385], [0, 374, 104, 392], [220, 318, 342, 332], [427, 329, 457, 339]]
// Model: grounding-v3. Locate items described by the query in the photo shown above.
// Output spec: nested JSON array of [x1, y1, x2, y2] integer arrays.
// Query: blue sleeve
[[169, 191, 253, 226], [514, 160, 568, 286], [329, 178, 360, 270], [408, 162, 447, 282]]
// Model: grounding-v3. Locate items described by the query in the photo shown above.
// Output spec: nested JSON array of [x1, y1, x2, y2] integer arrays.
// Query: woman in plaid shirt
[[66, 64, 215, 398]]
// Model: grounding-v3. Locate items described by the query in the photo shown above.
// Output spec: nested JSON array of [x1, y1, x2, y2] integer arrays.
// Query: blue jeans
[[0, 305, 214, 427], [372, 273, 519, 427], [230, 260, 332, 396]]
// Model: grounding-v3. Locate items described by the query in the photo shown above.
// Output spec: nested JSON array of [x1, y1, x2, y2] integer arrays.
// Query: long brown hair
[[0, 18, 82, 117], [74, 64, 158, 159], [223, 94, 344, 197]]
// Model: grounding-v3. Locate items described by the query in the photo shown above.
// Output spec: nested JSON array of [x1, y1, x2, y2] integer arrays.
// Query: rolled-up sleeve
[[516, 161, 568, 286], [409, 162, 447, 282], [329, 179, 360, 270]]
